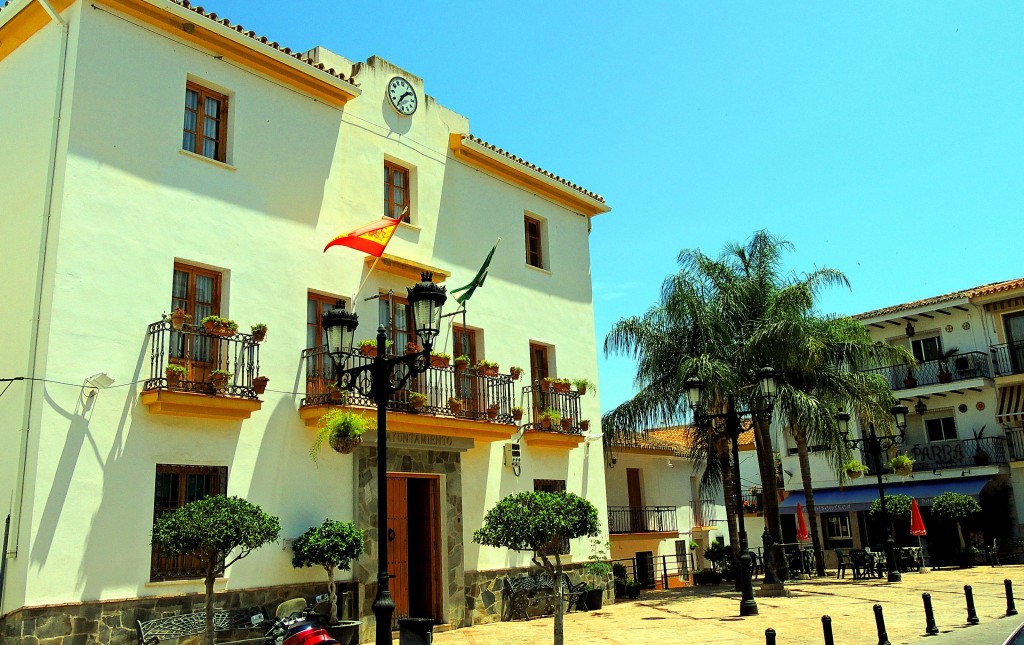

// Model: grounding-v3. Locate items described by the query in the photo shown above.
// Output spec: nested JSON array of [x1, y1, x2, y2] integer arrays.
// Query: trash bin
[[397, 617, 434, 645]]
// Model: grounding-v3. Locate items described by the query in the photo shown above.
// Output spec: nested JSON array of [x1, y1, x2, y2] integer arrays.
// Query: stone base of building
[[463, 564, 613, 625], [0, 580, 356, 645]]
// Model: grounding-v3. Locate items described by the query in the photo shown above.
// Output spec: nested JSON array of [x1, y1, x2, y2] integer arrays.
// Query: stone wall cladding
[[464, 564, 613, 625], [355, 446, 464, 642], [0, 580, 355, 645]]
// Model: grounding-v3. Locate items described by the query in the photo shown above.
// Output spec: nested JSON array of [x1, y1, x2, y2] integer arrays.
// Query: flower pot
[[974, 449, 990, 466], [561, 418, 572, 431], [360, 345, 377, 358], [204, 321, 236, 338], [580, 420, 590, 432], [454, 359, 468, 372], [430, 356, 450, 368], [512, 410, 523, 421], [251, 328, 267, 343], [938, 371, 953, 384], [405, 342, 422, 355], [479, 366, 498, 377], [540, 418, 552, 429], [585, 588, 604, 611], [846, 469, 862, 479], [252, 376, 269, 395], [510, 369, 522, 381], [165, 370, 183, 388], [554, 382, 570, 394], [170, 310, 188, 331], [210, 373, 230, 393], [410, 398, 425, 412], [487, 406, 499, 420], [903, 377, 918, 388], [577, 384, 588, 396], [449, 402, 462, 414], [330, 434, 361, 454], [893, 466, 912, 477], [543, 380, 555, 392]]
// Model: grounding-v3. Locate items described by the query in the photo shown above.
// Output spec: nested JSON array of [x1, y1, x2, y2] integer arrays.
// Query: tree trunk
[[551, 554, 564, 645], [753, 416, 787, 580], [795, 430, 826, 576], [719, 445, 740, 590], [204, 566, 216, 645], [327, 564, 337, 624]]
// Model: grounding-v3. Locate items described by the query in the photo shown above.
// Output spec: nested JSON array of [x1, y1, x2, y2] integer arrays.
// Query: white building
[[777, 278, 1024, 566], [0, 0, 611, 640]]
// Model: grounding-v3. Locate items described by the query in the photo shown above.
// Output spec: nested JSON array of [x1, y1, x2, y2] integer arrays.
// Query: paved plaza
[[428, 566, 1024, 644]]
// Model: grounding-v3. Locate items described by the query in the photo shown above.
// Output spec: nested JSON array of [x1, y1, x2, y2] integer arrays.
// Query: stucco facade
[[0, 0, 611, 641]]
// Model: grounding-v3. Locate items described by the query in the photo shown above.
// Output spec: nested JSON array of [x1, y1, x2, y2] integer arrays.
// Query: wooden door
[[627, 469, 644, 532], [387, 477, 410, 621]]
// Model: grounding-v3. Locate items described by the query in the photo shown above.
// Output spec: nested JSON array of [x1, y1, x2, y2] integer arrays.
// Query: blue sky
[[201, 1, 1023, 412]]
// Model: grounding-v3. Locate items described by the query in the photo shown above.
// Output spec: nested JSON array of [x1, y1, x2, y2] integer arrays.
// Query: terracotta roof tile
[[853, 277, 1024, 320], [461, 134, 605, 204], [608, 422, 755, 455]]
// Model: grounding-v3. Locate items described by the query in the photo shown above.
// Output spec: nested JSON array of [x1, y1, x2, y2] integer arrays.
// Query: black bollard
[[822, 615, 835, 645], [965, 585, 980, 625], [922, 592, 939, 635], [1006, 579, 1018, 616], [874, 604, 891, 645], [765, 627, 776, 645]]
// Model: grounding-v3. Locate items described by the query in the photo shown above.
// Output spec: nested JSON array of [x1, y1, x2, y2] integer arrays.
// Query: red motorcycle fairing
[[282, 622, 338, 645]]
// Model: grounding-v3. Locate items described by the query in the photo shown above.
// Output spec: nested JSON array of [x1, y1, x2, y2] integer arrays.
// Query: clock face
[[387, 77, 417, 116]]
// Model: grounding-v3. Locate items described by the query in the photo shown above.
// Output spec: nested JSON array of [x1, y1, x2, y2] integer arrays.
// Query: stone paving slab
[[424, 566, 1024, 644]]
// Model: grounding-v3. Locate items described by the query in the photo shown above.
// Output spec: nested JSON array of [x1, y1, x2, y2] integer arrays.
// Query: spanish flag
[[323, 216, 402, 256]]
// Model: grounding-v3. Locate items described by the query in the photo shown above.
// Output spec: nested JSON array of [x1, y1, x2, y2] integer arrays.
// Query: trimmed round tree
[[151, 495, 280, 645], [868, 493, 913, 542], [473, 491, 600, 645], [931, 491, 982, 550], [291, 519, 365, 624]]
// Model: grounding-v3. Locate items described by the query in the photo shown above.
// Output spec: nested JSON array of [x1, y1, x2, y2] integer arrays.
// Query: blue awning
[[778, 476, 991, 514]]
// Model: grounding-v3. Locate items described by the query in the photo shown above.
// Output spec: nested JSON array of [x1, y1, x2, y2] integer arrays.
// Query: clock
[[387, 76, 417, 116]]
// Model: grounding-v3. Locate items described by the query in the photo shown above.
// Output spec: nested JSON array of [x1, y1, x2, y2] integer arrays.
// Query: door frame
[[387, 473, 444, 623]]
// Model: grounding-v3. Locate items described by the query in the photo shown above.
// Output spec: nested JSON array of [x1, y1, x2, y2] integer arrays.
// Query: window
[[534, 479, 569, 554], [170, 263, 221, 373], [385, 162, 410, 222], [308, 293, 343, 389], [529, 343, 550, 386], [525, 216, 544, 268], [380, 294, 415, 353], [925, 415, 957, 442], [822, 513, 853, 548], [911, 336, 942, 362], [151, 464, 227, 581], [183, 82, 228, 162]]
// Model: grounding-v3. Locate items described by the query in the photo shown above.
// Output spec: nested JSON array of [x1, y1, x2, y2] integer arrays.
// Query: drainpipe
[[5, 0, 69, 613]]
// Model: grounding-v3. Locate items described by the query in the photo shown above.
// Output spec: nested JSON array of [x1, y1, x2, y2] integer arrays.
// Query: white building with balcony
[[777, 278, 1024, 566], [0, 0, 610, 640]]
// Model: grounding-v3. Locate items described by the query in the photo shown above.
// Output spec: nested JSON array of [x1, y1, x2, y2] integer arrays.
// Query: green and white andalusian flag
[[451, 239, 500, 305]]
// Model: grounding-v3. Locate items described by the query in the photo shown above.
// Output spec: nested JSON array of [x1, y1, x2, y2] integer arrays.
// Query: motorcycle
[[264, 594, 339, 645]]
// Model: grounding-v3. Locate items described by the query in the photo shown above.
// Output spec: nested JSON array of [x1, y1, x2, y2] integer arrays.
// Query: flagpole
[[352, 256, 381, 314]]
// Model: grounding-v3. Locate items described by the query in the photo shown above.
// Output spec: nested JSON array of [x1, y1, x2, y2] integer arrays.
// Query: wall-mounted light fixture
[[914, 399, 927, 416], [905, 320, 916, 337]]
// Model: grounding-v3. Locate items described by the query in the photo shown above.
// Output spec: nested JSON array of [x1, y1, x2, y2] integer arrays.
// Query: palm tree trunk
[[753, 416, 787, 579], [795, 431, 826, 576], [719, 447, 741, 590]]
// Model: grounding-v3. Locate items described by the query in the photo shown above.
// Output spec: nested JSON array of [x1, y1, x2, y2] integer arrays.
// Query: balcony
[[862, 351, 992, 392], [1004, 429, 1024, 461], [991, 341, 1024, 377], [741, 493, 763, 515], [873, 437, 1008, 471], [140, 318, 263, 420], [608, 506, 678, 534], [299, 346, 516, 440], [520, 384, 584, 447]]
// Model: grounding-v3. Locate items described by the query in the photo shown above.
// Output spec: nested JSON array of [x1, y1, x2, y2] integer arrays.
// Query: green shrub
[[291, 519, 365, 623]]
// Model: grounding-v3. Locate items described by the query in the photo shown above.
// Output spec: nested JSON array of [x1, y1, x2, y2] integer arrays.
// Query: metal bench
[[136, 606, 267, 644], [503, 572, 586, 621], [991, 538, 1024, 566]]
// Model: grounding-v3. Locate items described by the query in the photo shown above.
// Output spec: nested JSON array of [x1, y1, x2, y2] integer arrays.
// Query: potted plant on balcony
[[327, 384, 348, 405], [560, 416, 573, 431], [200, 315, 238, 338], [165, 364, 188, 388], [429, 352, 450, 368], [887, 453, 915, 477], [538, 408, 560, 429], [486, 404, 499, 420], [937, 347, 959, 383], [448, 396, 464, 414], [903, 364, 918, 388], [476, 359, 499, 377], [511, 406, 523, 421], [210, 369, 232, 394], [405, 341, 421, 355], [311, 408, 372, 460], [454, 355, 470, 372], [409, 391, 428, 412], [509, 366, 523, 381], [972, 425, 990, 465], [541, 376, 557, 391], [843, 458, 869, 479], [358, 339, 391, 357], [572, 378, 595, 396], [553, 378, 571, 394], [580, 419, 590, 432], [249, 323, 268, 342], [169, 308, 192, 331], [252, 375, 269, 395]]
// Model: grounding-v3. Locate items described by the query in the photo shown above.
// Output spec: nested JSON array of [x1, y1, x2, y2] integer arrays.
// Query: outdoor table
[[779, 543, 815, 577], [863, 549, 886, 578], [897, 546, 922, 571]]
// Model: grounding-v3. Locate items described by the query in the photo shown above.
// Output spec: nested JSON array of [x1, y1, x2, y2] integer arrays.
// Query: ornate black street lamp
[[684, 367, 780, 617], [322, 272, 447, 645], [835, 404, 909, 583]]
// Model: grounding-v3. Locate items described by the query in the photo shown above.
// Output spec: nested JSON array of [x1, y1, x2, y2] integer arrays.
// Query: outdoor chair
[[849, 549, 871, 580], [833, 549, 850, 579], [748, 552, 763, 579]]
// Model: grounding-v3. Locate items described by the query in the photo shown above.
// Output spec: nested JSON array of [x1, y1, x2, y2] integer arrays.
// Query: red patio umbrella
[[796, 502, 810, 541], [910, 498, 927, 537]]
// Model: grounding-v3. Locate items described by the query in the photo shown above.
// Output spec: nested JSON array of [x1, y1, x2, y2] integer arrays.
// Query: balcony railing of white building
[[607, 506, 678, 534], [300, 345, 516, 424], [145, 318, 262, 398], [862, 436, 1008, 472], [991, 341, 1024, 377], [862, 351, 992, 391], [521, 384, 584, 435]]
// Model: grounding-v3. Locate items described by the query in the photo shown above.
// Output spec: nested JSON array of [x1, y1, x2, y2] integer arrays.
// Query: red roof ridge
[[854, 276, 1024, 320]]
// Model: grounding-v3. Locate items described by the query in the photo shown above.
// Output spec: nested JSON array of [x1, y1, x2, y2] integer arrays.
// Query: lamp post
[[322, 272, 447, 645], [684, 367, 780, 617], [835, 404, 909, 583]]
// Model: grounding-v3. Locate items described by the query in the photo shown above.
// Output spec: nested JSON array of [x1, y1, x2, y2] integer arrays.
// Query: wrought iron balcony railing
[[991, 341, 1024, 377], [861, 351, 992, 391], [300, 345, 516, 424], [1007, 429, 1024, 461], [608, 506, 678, 534], [741, 493, 763, 514], [862, 437, 1008, 472], [144, 318, 262, 399], [521, 384, 583, 435]]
